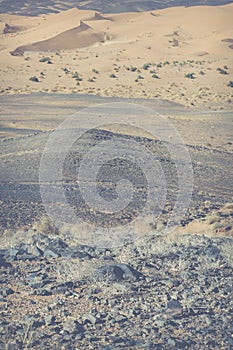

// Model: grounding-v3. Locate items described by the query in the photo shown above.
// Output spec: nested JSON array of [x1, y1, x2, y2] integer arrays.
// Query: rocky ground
[[0, 94, 232, 349], [0, 225, 233, 349]]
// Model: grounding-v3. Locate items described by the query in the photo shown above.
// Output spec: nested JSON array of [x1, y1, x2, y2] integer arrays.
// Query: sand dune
[[11, 21, 106, 56], [0, 4, 232, 109]]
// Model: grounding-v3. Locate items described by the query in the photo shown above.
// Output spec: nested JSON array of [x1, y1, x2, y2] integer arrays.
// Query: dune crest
[[10, 21, 106, 56]]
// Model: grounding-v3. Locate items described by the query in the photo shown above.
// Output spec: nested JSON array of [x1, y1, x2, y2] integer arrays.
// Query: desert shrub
[[109, 73, 117, 78], [62, 67, 70, 74], [33, 215, 58, 235], [130, 66, 137, 72], [29, 76, 39, 82], [185, 73, 195, 79], [206, 214, 221, 225], [92, 68, 99, 74], [227, 81, 233, 88], [39, 57, 50, 63], [217, 67, 228, 75], [143, 63, 150, 70], [137, 75, 144, 79], [72, 72, 82, 81], [152, 74, 160, 79], [199, 70, 205, 75]]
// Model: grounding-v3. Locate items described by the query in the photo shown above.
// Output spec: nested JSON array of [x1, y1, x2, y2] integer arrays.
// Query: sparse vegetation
[[62, 67, 70, 74], [185, 73, 195, 79], [217, 67, 228, 75], [142, 63, 150, 70], [29, 76, 39, 82], [88, 77, 96, 82], [72, 72, 83, 82], [227, 81, 233, 88], [92, 68, 99, 74], [152, 73, 160, 79], [39, 57, 51, 63]]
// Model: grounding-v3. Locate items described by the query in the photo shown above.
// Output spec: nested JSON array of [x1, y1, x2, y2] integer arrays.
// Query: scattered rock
[[95, 263, 144, 282]]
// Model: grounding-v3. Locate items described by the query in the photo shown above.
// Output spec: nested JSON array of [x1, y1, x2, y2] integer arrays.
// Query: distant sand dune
[[0, 4, 232, 110], [10, 21, 106, 56], [3, 23, 27, 34]]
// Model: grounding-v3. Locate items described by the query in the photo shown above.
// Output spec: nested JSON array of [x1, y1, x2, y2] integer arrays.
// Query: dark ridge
[[0, 1, 232, 16]]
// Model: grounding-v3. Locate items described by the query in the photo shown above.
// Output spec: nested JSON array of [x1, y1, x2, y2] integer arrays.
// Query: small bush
[[217, 67, 228, 75], [130, 66, 137, 72], [152, 74, 160, 79], [109, 73, 117, 78], [137, 75, 144, 80], [199, 71, 205, 75], [29, 76, 39, 82], [185, 73, 195, 79], [143, 63, 150, 70], [92, 68, 99, 74], [227, 81, 233, 88], [63, 68, 70, 74], [39, 57, 50, 63]]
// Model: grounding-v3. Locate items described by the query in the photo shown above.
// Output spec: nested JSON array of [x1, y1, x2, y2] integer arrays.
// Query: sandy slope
[[0, 4, 232, 108]]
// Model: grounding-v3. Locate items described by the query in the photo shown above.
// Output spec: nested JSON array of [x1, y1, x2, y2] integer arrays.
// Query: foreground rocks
[[0, 230, 232, 349]]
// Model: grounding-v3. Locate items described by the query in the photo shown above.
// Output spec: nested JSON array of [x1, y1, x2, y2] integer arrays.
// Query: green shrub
[[143, 63, 150, 70], [227, 81, 233, 88], [109, 74, 117, 78]]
